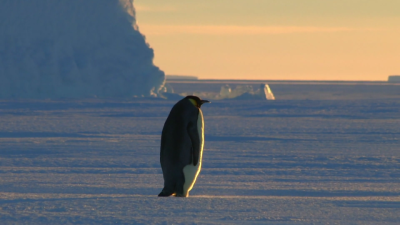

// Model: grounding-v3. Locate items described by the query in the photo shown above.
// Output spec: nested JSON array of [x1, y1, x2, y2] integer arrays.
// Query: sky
[[135, 0, 400, 81]]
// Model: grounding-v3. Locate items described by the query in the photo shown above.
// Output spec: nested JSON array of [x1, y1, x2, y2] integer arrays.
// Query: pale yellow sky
[[135, 0, 399, 80]]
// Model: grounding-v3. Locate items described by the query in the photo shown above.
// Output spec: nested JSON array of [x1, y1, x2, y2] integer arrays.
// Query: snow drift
[[0, 0, 165, 98]]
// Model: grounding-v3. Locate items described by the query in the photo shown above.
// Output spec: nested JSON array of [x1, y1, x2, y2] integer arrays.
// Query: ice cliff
[[388, 75, 400, 83], [0, 0, 165, 98]]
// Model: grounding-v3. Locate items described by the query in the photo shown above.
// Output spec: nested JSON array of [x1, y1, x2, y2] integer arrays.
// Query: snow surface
[[0, 0, 165, 98], [0, 83, 399, 224]]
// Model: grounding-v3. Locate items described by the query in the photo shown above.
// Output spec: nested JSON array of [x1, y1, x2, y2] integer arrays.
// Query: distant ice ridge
[[219, 84, 275, 100], [388, 75, 400, 83], [0, 0, 165, 98], [179, 83, 276, 101]]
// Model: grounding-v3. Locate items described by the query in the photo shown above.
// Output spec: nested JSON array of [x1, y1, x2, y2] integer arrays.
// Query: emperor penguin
[[158, 95, 210, 197]]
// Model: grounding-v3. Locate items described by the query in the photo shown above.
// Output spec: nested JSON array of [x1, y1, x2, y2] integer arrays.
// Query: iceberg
[[218, 84, 275, 100], [0, 0, 165, 98], [388, 75, 400, 83]]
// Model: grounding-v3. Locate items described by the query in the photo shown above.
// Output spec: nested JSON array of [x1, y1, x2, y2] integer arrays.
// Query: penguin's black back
[[160, 98, 199, 168]]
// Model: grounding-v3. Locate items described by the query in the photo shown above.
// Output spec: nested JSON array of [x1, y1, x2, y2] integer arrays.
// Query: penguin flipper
[[187, 122, 200, 166]]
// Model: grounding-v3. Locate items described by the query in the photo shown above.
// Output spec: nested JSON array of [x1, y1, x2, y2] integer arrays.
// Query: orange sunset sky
[[135, 0, 399, 81]]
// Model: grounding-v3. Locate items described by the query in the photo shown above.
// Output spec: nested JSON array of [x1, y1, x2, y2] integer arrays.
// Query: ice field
[[0, 82, 399, 224]]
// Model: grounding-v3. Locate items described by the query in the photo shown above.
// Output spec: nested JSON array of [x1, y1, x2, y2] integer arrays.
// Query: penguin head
[[185, 95, 210, 108]]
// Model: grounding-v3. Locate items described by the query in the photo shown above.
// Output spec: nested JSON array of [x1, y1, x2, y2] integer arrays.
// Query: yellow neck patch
[[189, 99, 197, 107]]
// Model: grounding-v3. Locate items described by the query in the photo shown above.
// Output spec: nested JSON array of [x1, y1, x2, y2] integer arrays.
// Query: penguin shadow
[[205, 135, 302, 143], [192, 188, 400, 198], [333, 200, 400, 209], [0, 131, 97, 138], [0, 185, 160, 197]]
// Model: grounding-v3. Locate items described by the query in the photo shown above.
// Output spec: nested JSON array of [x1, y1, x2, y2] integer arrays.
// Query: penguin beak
[[201, 100, 210, 104]]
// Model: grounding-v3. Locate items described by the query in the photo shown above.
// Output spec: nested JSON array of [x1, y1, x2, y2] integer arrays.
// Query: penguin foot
[[158, 191, 176, 197], [175, 193, 189, 197]]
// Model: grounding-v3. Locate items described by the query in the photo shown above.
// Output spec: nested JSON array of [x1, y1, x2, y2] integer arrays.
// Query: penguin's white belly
[[183, 110, 204, 195]]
